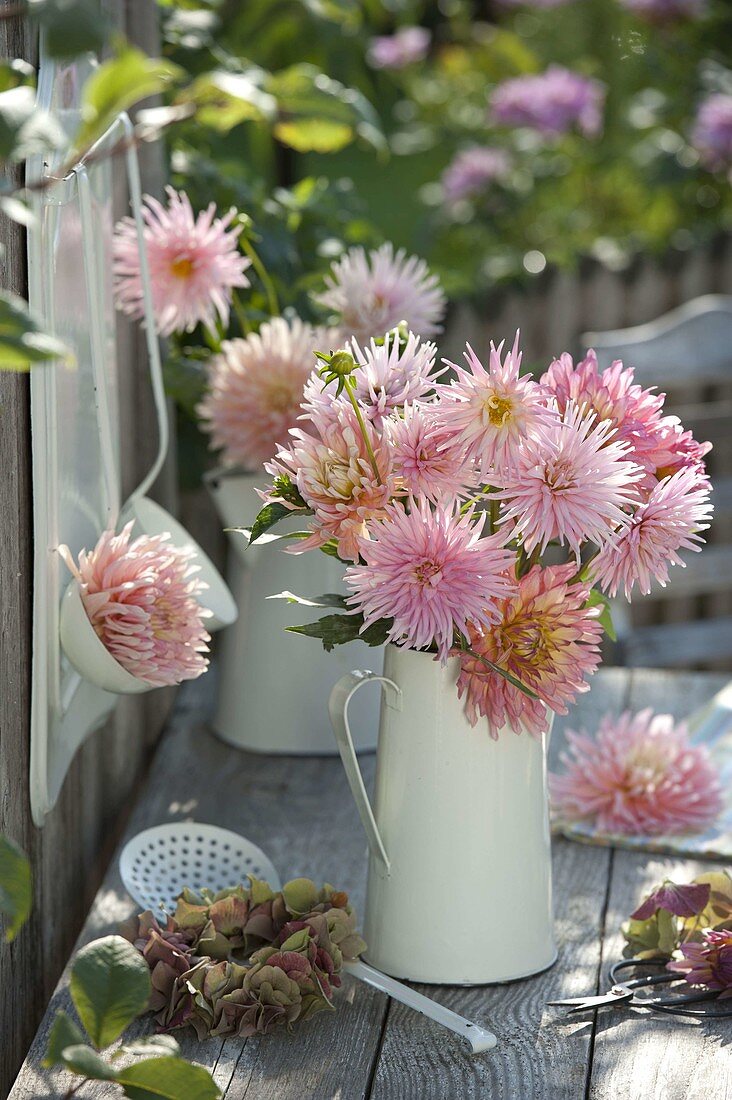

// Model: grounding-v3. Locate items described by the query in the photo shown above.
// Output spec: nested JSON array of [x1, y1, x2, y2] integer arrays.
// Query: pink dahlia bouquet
[[247, 329, 712, 738]]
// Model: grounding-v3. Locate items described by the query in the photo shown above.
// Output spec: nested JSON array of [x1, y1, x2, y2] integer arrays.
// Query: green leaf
[[27, 0, 109, 60], [0, 84, 66, 163], [0, 291, 72, 371], [267, 64, 385, 155], [274, 117, 353, 153], [121, 1035, 181, 1058], [115, 1056, 221, 1100], [76, 46, 182, 151], [0, 59, 34, 94], [586, 588, 617, 642], [268, 591, 348, 609], [69, 935, 151, 1050], [248, 501, 311, 545], [0, 834, 32, 941], [287, 612, 392, 652], [186, 69, 275, 132], [61, 1044, 118, 1080], [462, 648, 540, 700], [43, 1012, 86, 1068]]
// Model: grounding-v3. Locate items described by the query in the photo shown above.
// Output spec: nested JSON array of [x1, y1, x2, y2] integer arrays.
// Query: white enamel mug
[[329, 645, 557, 984]]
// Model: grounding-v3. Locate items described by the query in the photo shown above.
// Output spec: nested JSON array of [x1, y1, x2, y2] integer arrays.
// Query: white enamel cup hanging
[[329, 645, 556, 985], [205, 468, 381, 755]]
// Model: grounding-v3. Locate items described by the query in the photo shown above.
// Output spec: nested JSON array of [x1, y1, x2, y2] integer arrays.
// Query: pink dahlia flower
[[316, 243, 446, 344], [345, 500, 516, 661], [390, 402, 471, 504], [641, 416, 712, 482], [267, 404, 395, 562], [496, 402, 643, 559], [350, 329, 442, 427], [60, 523, 210, 686], [367, 26, 430, 70], [113, 187, 250, 337], [541, 350, 666, 476], [457, 564, 603, 737], [490, 66, 605, 139], [667, 929, 732, 996], [591, 466, 713, 599], [441, 146, 512, 204], [549, 708, 723, 835], [197, 317, 335, 470], [692, 93, 732, 175], [436, 333, 555, 477]]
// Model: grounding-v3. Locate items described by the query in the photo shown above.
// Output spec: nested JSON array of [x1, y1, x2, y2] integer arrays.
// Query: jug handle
[[328, 670, 402, 874]]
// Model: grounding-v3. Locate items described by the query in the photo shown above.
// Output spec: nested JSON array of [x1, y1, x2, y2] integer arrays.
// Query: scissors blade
[[548, 985, 635, 1012]]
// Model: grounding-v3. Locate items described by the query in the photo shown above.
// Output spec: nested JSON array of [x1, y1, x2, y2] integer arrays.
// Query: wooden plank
[[641, 545, 732, 600], [624, 617, 732, 667], [587, 669, 731, 1100], [367, 669, 630, 1100]]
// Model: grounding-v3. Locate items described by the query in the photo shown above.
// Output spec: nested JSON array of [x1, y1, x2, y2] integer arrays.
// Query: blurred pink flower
[[113, 187, 250, 336], [441, 146, 512, 204], [367, 26, 430, 70], [390, 402, 471, 503], [197, 317, 335, 470], [591, 466, 713, 599], [498, 0, 573, 7], [490, 66, 605, 139], [541, 350, 666, 476], [436, 333, 554, 476], [60, 523, 210, 686], [267, 403, 395, 562], [668, 929, 732, 996], [550, 708, 723, 835], [621, 0, 707, 20], [496, 401, 642, 559], [350, 329, 442, 427], [692, 93, 732, 175], [316, 243, 446, 344], [346, 500, 516, 661], [457, 564, 603, 737]]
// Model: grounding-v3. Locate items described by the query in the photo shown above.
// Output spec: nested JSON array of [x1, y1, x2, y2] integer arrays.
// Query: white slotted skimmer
[[120, 823, 498, 1055]]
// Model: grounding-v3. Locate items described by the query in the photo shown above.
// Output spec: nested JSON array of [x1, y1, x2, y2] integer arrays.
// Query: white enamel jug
[[206, 469, 381, 754], [329, 645, 556, 984]]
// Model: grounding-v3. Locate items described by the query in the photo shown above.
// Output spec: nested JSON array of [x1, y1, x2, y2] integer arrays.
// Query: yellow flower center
[[414, 560, 442, 586], [170, 256, 195, 279], [485, 394, 513, 427]]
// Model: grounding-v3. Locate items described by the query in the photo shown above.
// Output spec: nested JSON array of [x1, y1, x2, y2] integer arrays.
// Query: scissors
[[548, 958, 732, 1018]]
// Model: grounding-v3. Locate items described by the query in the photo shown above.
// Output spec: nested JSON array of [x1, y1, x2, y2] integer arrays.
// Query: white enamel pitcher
[[205, 469, 381, 754], [329, 645, 556, 984]]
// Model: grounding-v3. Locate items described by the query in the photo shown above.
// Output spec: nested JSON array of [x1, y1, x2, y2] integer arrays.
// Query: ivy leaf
[[268, 591, 348, 609], [61, 1044, 118, 1080], [586, 588, 617, 642], [0, 834, 32, 941], [247, 501, 311, 545], [43, 1011, 86, 1068], [69, 935, 151, 1049], [0, 290, 72, 371], [115, 1056, 221, 1100], [287, 612, 391, 651], [76, 46, 182, 151]]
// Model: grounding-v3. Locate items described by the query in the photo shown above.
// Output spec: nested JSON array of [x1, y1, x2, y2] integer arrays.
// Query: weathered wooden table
[[10, 666, 732, 1100]]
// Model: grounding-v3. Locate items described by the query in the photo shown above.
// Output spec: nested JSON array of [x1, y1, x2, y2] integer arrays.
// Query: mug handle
[[328, 670, 402, 874]]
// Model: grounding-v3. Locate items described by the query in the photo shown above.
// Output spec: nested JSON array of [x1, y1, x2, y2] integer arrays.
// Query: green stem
[[231, 288, 252, 335], [344, 376, 382, 485], [241, 237, 279, 318]]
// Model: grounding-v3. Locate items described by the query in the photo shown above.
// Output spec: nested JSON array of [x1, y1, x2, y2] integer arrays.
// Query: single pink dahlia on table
[[549, 708, 723, 835], [667, 929, 732, 996], [592, 466, 713, 599], [345, 500, 516, 662], [389, 402, 471, 504], [113, 187, 251, 337], [436, 333, 554, 477], [197, 317, 335, 470], [59, 524, 211, 686], [457, 564, 603, 737], [496, 401, 643, 559], [316, 244, 446, 344], [266, 403, 395, 563]]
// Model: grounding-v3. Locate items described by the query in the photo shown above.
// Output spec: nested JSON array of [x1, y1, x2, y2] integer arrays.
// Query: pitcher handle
[[328, 670, 402, 874]]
